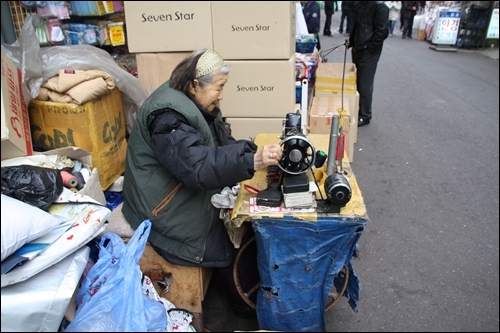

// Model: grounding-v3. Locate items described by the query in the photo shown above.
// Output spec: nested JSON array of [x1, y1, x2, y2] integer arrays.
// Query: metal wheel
[[325, 266, 349, 311], [233, 236, 259, 310], [277, 135, 316, 175], [233, 237, 349, 311]]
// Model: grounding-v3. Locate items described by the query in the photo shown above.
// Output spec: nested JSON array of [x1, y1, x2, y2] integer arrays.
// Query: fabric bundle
[[36, 69, 115, 104]]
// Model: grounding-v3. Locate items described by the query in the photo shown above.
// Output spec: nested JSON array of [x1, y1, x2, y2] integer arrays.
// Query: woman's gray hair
[[197, 64, 230, 87], [169, 49, 230, 96]]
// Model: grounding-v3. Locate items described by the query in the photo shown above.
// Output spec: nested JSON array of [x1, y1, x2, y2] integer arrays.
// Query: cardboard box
[[1, 51, 33, 160], [314, 62, 358, 145], [226, 117, 284, 141], [314, 89, 359, 144], [315, 63, 357, 93], [212, 1, 295, 60], [308, 96, 354, 162], [124, 1, 213, 53], [136, 52, 191, 94], [28, 88, 127, 190], [220, 56, 296, 118]]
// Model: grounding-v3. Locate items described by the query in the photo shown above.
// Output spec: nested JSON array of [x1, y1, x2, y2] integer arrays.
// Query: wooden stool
[[138, 242, 213, 332]]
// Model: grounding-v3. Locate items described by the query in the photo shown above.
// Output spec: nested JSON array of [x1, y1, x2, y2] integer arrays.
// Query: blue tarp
[[252, 216, 368, 332]]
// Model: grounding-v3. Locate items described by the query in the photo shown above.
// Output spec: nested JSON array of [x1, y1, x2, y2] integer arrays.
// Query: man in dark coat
[[401, 1, 418, 38], [323, 1, 335, 36], [338, 1, 347, 34], [348, 1, 389, 126], [345, 1, 359, 36], [303, 1, 321, 50]]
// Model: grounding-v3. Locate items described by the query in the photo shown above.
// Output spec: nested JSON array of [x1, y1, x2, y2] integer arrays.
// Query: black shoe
[[407, 35, 412, 39], [358, 118, 370, 127]]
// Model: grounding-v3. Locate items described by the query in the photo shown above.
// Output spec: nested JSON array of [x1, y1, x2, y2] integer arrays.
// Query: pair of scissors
[[243, 184, 261, 195]]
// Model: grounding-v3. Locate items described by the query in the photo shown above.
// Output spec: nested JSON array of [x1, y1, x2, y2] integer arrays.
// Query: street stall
[[230, 133, 369, 332], [1, 2, 369, 332]]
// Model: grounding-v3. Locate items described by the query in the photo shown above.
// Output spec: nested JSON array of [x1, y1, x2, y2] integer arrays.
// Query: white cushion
[[1, 194, 62, 262]]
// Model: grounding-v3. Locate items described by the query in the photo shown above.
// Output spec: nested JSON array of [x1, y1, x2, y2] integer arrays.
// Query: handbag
[[66, 219, 168, 332]]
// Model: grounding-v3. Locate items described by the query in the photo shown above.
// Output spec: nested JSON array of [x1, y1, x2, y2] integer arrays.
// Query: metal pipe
[[326, 115, 339, 175]]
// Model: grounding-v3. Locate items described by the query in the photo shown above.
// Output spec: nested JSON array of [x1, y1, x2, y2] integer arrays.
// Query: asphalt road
[[202, 9, 499, 332]]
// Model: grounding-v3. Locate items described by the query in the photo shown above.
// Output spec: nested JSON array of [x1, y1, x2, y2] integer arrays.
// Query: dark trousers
[[324, 13, 333, 35], [339, 11, 347, 33], [402, 16, 414, 37], [314, 32, 321, 50], [352, 48, 382, 120]]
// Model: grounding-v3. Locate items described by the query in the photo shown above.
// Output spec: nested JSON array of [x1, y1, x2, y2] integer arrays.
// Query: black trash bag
[[1, 165, 64, 211]]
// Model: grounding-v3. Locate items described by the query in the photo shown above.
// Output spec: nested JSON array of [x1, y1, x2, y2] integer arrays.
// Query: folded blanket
[[36, 69, 115, 104]]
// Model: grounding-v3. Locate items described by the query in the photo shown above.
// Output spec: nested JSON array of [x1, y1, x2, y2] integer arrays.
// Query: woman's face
[[190, 73, 228, 112]]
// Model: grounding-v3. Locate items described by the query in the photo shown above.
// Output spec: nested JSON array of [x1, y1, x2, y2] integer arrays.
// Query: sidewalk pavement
[[478, 47, 499, 60]]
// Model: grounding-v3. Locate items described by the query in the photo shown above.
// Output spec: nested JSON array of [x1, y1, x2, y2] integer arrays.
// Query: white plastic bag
[[296, 2, 309, 36], [1, 13, 148, 134]]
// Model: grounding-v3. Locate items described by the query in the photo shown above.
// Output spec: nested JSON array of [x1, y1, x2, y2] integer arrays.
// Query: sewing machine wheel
[[233, 237, 259, 310], [233, 237, 349, 311], [325, 266, 350, 311], [277, 135, 316, 175]]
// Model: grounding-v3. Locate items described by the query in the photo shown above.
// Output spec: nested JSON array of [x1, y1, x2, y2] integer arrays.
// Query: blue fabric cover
[[252, 216, 368, 332]]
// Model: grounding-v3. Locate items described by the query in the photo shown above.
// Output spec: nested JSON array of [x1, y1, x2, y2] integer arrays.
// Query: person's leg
[[215, 226, 259, 317], [339, 11, 346, 33], [402, 16, 410, 37], [389, 20, 395, 35], [407, 16, 415, 37], [353, 49, 382, 122], [324, 14, 332, 35]]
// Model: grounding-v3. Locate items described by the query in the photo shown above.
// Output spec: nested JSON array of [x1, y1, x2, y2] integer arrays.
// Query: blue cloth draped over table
[[253, 215, 367, 332]]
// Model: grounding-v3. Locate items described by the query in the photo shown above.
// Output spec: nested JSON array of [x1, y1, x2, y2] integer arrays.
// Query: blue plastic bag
[[66, 219, 168, 332]]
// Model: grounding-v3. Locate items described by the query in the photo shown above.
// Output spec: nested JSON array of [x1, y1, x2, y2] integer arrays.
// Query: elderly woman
[[122, 48, 281, 315]]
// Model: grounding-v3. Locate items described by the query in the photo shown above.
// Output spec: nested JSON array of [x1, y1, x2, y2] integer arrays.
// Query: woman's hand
[[253, 143, 282, 171]]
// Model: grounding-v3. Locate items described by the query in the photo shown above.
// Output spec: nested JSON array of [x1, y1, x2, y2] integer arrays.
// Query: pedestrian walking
[[348, 1, 389, 126], [385, 1, 402, 37], [338, 1, 348, 34], [401, 1, 418, 38], [323, 1, 335, 36], [303, 0, 321, 50]]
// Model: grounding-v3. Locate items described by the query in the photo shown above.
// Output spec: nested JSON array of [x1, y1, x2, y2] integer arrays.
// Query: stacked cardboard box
[[314, 62, 359, 145], [28, 88, 128, 190], [1, 51, 33, 160], [128, 1, 297, 141], [309, 96, 355, 162]]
